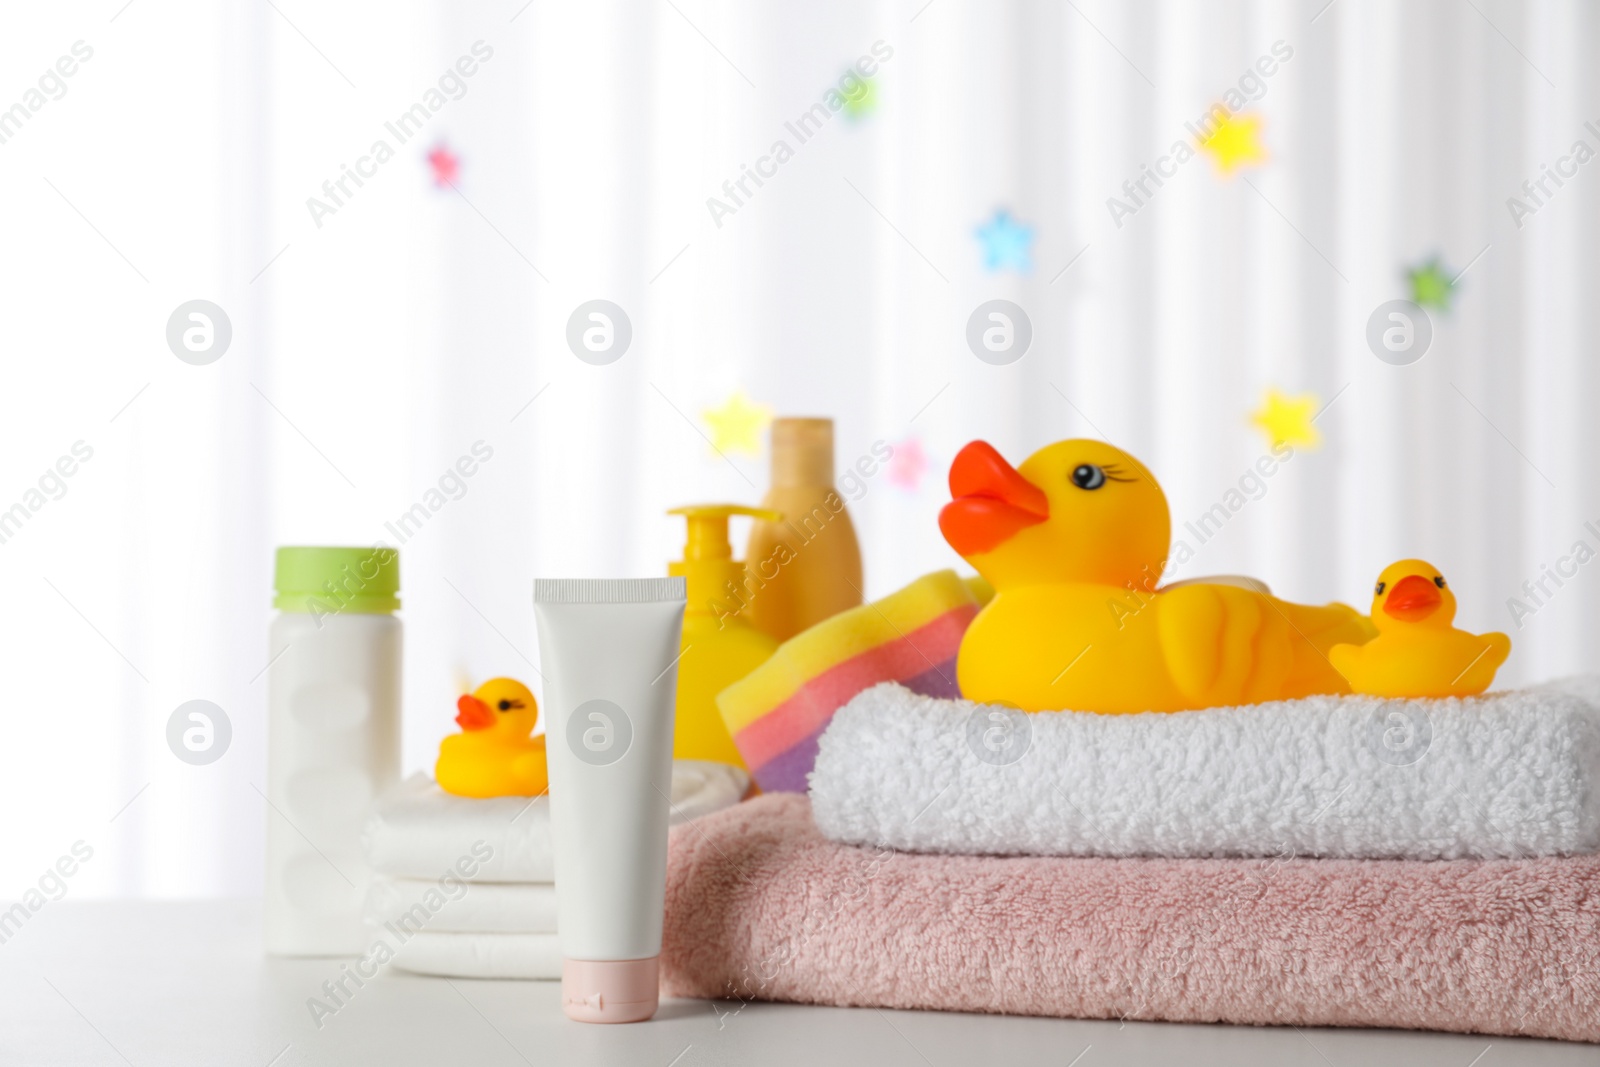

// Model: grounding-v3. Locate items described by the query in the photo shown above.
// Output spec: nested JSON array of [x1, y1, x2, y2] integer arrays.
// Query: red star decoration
[[427, 145, 460, 187]]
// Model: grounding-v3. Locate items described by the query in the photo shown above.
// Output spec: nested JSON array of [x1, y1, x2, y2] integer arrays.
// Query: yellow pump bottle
[[667, 505, 783, 768]]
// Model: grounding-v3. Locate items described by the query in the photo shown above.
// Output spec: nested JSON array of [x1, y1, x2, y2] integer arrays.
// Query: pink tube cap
[[561, 957, 660, 1023]]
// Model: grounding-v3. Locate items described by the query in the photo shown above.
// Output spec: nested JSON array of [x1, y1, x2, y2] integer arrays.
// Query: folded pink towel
[[661, 794, 1600, 1042]]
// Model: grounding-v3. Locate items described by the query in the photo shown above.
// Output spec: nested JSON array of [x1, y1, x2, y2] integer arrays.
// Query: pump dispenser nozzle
[[668, 505, 782, 611]]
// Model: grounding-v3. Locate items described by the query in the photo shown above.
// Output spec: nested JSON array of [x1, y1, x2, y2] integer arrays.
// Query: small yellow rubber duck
[[1330, 560, 1511, 698], [435, 677, 549, 798]]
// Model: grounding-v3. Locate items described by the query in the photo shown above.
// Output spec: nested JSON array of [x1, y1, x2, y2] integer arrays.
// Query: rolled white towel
[[809, 680, 1600, 860], [363, 759, 748, 881], [386, 931, 562, 980], [364, 875, 557, 934]]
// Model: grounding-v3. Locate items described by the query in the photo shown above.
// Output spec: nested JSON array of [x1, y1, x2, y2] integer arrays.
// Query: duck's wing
[[1157, 584, 1291, 706], [1474, 632, 1513, 682], [511, 748, 550, 793]]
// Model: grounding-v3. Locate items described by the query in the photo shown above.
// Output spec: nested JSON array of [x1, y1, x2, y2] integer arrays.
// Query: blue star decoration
[[975, 210, 1035, 273]]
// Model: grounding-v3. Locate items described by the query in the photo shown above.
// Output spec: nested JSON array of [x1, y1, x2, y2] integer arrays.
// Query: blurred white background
[[0, 0, 1595, 898]]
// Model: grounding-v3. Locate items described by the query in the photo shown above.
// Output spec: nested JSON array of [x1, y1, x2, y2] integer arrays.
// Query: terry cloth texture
[[660, 793, 1600, 1042], [808, 680, 1600, 860], [717, 570, 986, 793]]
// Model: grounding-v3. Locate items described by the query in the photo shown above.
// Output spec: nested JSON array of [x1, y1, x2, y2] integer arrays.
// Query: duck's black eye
[[497, 699, 512, 711], [1434, 576, 1446, 588], [1375, 581, 1386, 595], [1071, 464, 1106, 490]]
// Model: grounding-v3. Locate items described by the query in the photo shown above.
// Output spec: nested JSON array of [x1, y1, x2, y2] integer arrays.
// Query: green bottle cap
[[274, 546, 400, 614]]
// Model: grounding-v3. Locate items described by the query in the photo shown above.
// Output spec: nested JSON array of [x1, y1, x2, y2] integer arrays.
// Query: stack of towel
[[362, 761, 747, 979], [660, 677, 1600, 1042]]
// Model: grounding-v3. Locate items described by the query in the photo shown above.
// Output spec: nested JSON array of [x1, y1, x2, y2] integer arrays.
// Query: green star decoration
[[1407, 258, 1458, 311], [843, 75, 878, 121]]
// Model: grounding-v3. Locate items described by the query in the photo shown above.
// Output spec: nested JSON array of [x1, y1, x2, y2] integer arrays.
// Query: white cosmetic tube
[[533, 577, 687, 1023]]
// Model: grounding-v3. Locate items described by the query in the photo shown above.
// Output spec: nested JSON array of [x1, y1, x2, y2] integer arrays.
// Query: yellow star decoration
[[1199, 112, 1267, 175], [702, 390, 772, 456], [1250, 388, 1321, 451]]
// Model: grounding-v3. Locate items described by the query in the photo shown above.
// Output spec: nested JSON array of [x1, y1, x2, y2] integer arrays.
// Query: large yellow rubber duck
[[1329, 560, 1511, 697], [939, 439, 1375, 713], [435, 677, 549, 798]]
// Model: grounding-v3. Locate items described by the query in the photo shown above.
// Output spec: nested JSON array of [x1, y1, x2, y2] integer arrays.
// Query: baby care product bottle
[[667, 505, 782, 767], [264, 546, 402, 956], [744, 418, 864, 640], [534, 578, 687, 1023]]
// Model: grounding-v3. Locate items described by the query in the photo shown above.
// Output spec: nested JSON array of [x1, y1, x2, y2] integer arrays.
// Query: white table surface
[[1, 900, 1592, 1066]]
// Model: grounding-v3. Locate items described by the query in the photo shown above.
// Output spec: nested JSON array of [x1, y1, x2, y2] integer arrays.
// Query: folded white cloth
[[809, 679, 1600, 861], [363, 759, 748, 882], [386, 931, 562, 980], [364, 875, 557, 934]]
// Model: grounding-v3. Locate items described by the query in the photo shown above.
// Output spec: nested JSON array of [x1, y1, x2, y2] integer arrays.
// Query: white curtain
[[1, 0, 1594, 897]]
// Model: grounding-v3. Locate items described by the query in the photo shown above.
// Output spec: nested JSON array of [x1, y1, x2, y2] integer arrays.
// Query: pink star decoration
[[887, 437, 929, 490], [428, 145, 460, 187]]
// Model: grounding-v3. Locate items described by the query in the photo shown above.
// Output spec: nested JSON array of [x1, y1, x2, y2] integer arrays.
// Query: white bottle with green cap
[[264, 546, 402, 956]]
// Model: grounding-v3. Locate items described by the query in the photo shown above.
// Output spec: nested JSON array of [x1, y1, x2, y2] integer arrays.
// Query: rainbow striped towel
[[717, 570, 989, 793]]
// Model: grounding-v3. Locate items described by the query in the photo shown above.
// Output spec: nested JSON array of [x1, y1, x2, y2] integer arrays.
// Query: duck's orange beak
[[939, 440, 1049, 557], [1383, 575, 1442, 621], [456, 693, 495, 731]]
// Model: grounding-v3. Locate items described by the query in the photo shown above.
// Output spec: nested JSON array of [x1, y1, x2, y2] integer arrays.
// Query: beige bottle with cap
[[743, 418, 864, 640]]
